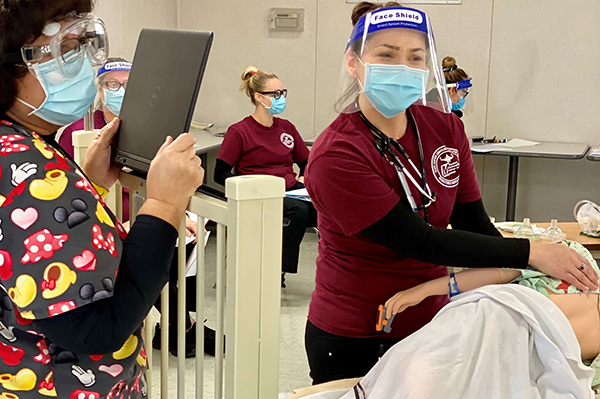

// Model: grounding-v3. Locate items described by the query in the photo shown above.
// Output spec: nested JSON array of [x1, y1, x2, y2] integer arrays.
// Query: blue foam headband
[[346, 7, 429, 51], [97, 61, 132, 77], [456, 78, 472, 91]]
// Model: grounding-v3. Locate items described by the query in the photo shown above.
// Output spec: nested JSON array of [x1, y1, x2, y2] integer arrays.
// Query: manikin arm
[[385, 268, 522, 319]]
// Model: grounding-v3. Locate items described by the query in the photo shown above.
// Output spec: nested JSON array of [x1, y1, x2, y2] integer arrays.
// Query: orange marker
[[376, 304, 395, 333]]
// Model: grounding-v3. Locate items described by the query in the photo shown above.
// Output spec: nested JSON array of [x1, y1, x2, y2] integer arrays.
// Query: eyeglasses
[[102, 81, 127, 91], [446, 85, 470, 99], [259, 89, 288, 99]]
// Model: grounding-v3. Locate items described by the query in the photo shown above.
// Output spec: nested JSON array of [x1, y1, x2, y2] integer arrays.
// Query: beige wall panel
[[180, 0, 318, 139]]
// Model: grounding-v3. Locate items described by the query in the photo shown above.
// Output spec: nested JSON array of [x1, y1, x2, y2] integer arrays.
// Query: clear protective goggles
[[336, 6, 452, 115], [20, 13, 108, 79]]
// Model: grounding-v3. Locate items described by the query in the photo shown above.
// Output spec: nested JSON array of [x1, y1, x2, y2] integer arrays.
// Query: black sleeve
[[32, 215, 177, 354], [214, 158, 235, 186], [449, 199, 503, 237], [297, 159, 308, 177], [361, 201, 530, 269]]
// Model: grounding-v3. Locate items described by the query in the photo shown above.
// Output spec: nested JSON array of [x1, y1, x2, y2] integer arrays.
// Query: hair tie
[[251, 71, 259, 76], [443, 65, 458, 72]]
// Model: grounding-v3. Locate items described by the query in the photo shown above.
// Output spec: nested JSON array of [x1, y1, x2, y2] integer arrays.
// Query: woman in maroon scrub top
[[303, 1, 598, 384], [214, 66, 317, 288]]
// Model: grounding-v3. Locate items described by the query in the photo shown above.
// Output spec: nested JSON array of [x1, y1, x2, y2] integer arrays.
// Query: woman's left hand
[[185, 213, 198, 243], [82, 118, 123, 190]]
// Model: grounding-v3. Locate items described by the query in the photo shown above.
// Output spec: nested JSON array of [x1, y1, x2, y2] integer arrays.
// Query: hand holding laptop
[[83, 118, 123, 190], [138, 133, 204, 229]]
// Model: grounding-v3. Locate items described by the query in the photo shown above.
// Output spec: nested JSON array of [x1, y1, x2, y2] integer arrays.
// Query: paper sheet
[[470, 143, 504, 153], [184, 229, 211, 277], [496, 138, 541, 148], [184, 214, 211, 277], [285, 188, 312, 202]]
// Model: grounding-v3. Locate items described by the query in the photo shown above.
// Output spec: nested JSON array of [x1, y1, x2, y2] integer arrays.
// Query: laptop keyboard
[[196, 185, 226, 201]]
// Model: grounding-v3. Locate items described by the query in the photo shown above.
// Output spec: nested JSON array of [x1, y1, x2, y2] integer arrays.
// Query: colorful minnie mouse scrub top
[[0, 119, 177, 398]]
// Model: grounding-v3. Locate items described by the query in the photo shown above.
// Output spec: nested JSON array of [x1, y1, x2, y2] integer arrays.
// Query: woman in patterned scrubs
[[0, 1, 204, 397]]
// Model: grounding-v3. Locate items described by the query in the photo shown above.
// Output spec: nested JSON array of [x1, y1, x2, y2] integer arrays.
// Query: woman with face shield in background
[[303, 1, 598, 384], [442, 56, 471, 119], [0, 1, 203, 397]]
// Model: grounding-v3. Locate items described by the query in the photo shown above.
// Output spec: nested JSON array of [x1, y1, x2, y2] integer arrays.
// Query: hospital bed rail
[[72, 129, 284, 399]]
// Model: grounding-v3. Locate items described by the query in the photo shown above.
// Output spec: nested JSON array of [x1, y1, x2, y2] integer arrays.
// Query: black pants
[[304, 319, 400, 385], [283, 197, 318, 273], [153, 243, 195, 331]]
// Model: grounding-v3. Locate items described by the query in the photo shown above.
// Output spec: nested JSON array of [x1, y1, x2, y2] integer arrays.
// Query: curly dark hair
[[0, 0, 94, 115]]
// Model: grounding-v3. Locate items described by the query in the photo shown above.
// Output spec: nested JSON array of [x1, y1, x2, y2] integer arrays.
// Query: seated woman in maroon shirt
[[214, 66, 317, 288], [303, 1, 598, 385]]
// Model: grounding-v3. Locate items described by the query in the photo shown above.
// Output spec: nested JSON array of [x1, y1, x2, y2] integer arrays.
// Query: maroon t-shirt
[[217, 116, 309, 189], [305, 105, 481, 339]]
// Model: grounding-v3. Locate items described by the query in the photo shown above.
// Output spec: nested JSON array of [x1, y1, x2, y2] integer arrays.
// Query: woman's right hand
[[528, 241, 599, 292], [140, 133, 204, 228]]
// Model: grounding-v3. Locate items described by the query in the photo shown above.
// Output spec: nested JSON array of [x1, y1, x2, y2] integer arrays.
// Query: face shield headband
[[346, 7, 430, 53], [97, 61, 132, 78]]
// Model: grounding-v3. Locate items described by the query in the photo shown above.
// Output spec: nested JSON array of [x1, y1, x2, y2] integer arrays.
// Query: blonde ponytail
[[239, 66, 278, 105]]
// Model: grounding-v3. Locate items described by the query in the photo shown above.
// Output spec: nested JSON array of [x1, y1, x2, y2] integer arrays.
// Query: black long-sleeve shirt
[[362, 198, 530, 269], [214, 158, 308, 186]]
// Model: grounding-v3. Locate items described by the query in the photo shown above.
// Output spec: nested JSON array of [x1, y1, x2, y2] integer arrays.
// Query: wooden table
[[501, 222, 600, 252]]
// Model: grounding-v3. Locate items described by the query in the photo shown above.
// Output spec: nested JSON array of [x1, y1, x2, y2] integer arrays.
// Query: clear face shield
[[446, 77, 472, 114], [335, 7, 451, 117], [20, 13, 109, 79]]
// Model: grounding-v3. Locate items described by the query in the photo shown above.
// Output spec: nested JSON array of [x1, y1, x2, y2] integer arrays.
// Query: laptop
[[113, 28, 213, 174]]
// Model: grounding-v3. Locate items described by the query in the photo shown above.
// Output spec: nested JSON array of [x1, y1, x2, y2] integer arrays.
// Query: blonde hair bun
[[239, 66, 278, 105]]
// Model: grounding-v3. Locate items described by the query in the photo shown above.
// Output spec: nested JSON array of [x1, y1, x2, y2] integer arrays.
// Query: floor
[[148, 231, 318, 397]]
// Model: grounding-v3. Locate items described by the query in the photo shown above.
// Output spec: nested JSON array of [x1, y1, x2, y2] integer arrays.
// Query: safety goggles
[[20, 14, 108, 79]]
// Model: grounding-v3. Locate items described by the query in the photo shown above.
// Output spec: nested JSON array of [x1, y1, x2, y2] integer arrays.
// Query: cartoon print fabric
[[0, 120, 146, 398]]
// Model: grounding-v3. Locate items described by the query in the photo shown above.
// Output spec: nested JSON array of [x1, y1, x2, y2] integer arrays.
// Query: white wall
[[180, 0, 319, 138], [94, 0, 178, 61], [480, 0, 600, 221]]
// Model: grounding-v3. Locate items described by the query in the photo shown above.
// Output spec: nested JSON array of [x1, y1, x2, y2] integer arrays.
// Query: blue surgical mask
[[360, 62, 429, 118], [452, 97, 466, 111], [104, 87, 125, 116], [261, 96, 286, 115], [17, 56, 97, 126]]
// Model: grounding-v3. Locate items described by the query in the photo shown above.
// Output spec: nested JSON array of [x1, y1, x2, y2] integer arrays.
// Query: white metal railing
[[73, 129, 284, 399]]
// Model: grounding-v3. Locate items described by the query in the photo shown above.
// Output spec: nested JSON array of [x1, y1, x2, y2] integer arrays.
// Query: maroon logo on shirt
[[280, 133, 294, 149], [431, 146, 460, 188]]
